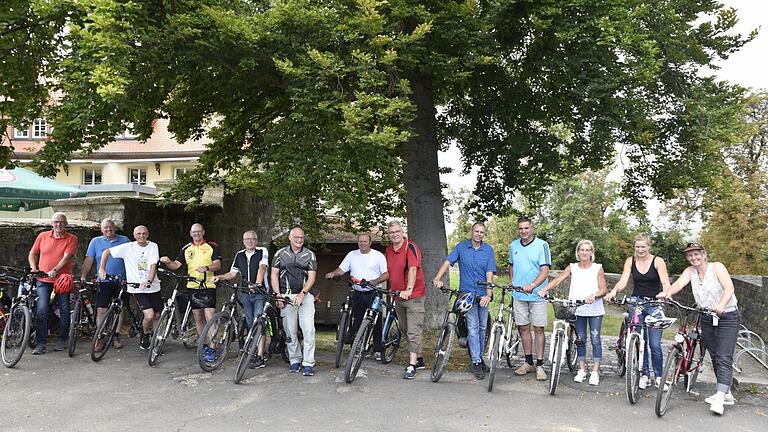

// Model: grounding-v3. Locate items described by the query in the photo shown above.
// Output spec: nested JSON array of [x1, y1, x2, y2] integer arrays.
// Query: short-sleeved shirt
[[230, 247, 269, 288], [272, 246, 317, 295], [109, 241, 161, 294], [176, 240, 221, 289], [385, 240, 426, 299], [338, 249, 388, 292], [508, 236, 551, 302], [31, 230, 78, 283], [446, 240, 497, 296], [86, 234, 130, 281]]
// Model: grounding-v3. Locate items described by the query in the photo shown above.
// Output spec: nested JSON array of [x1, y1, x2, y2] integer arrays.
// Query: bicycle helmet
[[53, 273, 74, 295], [644, 308, 677, 329], [454, 292, 475, 315]]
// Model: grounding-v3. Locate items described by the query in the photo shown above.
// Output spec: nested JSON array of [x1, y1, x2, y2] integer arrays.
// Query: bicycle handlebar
[[541, 295, 587, 307], [663, 298, 713, 315], [156, 267, 206, 285], [476, 281, 525, 293], [609, 296, 665, 307]]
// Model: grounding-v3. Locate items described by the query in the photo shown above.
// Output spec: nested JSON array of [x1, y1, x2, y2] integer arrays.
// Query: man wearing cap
[[28, 212, 78, 354]]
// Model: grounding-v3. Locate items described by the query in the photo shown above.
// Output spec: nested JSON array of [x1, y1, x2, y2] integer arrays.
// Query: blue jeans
[[628, 298, 663, 377], [240, 292, 267, 329], [34, 281, 70, 346], [465, 300, 488, 364], [574, 315, 603, 362]]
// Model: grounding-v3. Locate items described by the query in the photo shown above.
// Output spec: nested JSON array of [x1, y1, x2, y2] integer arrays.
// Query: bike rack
[[732, 324, 768, 373]]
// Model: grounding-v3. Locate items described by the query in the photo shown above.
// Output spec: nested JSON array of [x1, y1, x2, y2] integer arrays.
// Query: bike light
[[674, 334, 684, 343]]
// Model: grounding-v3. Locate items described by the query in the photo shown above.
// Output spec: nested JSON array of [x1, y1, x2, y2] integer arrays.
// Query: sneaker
[[111, 336, 123, 350], [289, 363, 301, 373], [480, 359, 490, 373], [203, 347, 217, 362], [249, 356, 265, 369], [404, 365, 416, 380], [140, 334, 151, 350], [374, 352, 382, 361], [415, 356, 426, 370], [709, 392, 725, 415], [638, 375, 650, 390], [470, 362, 486, 380], [515, 362, 535, 375], [32, 344, 46, 355], [53, 339, 68, 352], [302, 366, 314, 376], [536, 365, 547, 381], [589, 371, 600, 386], [705, 392, 736, 406], [654, 377, 662, 388], [574, 369, 588, 383]]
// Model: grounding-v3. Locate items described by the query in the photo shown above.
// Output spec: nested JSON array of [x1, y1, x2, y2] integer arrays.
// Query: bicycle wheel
[[625, 334, 641, 404], [126, 300, 143, 338], [197, 312, 232, 372], [344, 318, 372, 383], [505, 319, 520, 368], [180, 310, 198, 349], [616, 322, 627, 377], [67, 297, 82, 357], [684, 337, 705, 391], [2, 305, 31, 368], [90, 306, 119, 362], [431, 321, 455, 383], [148, 308, 173, 366], [655, 346, 681, 417], [549, 332, 564, 395], [234, 321, 263, 384], [566, 327, 578, 372], [487, 325, 502, 392], [334, 308, 350, 368], [381, 315, 400, 364]]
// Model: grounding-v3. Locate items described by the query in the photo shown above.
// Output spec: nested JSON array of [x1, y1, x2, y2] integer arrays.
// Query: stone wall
[[0, 219, 100, 272]]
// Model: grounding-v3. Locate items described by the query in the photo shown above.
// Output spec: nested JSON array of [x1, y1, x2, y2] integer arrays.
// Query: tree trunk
[[403, 74, 448, 330]]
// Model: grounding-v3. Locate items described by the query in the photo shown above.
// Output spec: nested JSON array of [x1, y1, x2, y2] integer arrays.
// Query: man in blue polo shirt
[[80, 219, 130, 349], [508, 216, 551, 381], [433, 222, 496, 379]]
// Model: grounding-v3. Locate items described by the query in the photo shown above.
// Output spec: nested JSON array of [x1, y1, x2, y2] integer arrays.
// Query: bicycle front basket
[[554, 305, 577, 321]]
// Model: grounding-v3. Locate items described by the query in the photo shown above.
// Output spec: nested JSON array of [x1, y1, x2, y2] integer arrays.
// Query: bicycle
[[147, 267, 200, 366], [542, 295, 586, 395], [90, 276, 143, 362], [331, 276, 357, 369], [197, 279, 247, 372], [611, 296, 669, 404], [479, 281, 525, 392], [233, 283, 291, 384], [1, 267, 48, 368], [67, 279, 98, 357], [344, 279, 401, 384], [430, 286, 465, 383], [655, 298, 710, 417]]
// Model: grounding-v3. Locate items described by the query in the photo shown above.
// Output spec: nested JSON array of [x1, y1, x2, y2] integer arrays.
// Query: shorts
[[95, 281, 120, 308], [513, 298, 548, 327], [189, 288, 216, 310], [134, 291, 163, 313]]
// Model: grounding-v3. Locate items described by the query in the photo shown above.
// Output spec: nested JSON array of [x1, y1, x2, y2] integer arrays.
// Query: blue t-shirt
[[508, 237, 551, 302], [86, 234, 130, 281], [446, 240, 496, 296]]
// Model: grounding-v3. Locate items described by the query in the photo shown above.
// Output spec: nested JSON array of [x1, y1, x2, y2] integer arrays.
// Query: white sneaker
[[654, 377, 661, 388], [638, 375, 650, 390], [705, 392, 736, 406], [589, 371, 600, 386], [574, 369, 587, 383], [709, 392, 725, 415]]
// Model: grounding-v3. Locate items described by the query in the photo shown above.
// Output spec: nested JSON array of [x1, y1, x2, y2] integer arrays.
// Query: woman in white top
[[539, 240, 607, 385], [659, 242, 740, 415]]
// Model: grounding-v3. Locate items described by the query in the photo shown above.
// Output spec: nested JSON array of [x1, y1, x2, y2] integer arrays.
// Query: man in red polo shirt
[[371, 220, 427, 380], [28, 212, 78, 354]]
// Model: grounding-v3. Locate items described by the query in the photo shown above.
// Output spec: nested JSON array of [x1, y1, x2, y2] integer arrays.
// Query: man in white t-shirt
[[325, 233, 388, 357], [98, 225, 161, 350]]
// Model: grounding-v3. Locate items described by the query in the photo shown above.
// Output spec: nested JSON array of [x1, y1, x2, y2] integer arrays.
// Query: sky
[[438, 0, 767, 233]]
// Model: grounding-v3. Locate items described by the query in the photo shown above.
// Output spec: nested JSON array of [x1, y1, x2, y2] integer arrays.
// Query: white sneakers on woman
[[573, 369, 599, 385], [574, 369, 587, 383]]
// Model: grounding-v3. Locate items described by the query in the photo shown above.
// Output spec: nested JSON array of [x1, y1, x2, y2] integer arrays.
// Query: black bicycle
[[67, 279, 98, 357], [431, 286, 463, 382], [197, 280, 247, 372], [1, 267, 48, 368], [90, 276, 142, 362], [148, 267, 200, 366], [332, 276, 360, 368]]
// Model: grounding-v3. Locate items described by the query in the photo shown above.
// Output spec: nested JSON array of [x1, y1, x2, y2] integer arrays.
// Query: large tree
[[1, 0, 753, 326]]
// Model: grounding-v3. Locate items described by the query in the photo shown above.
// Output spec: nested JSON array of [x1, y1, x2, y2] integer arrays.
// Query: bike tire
[[148, 308, 173, 366], [127, 300, 143, 338], [625, 333, 641, 404], [684, 337, 705, 391], [655, 346, 681, 417], [488, 325, 502, 392], [197, 312, 232, 372], [430, 322, 455, 383], [2, 305, 31, 368], [234, 321, 263, 384], [180, 308, 197, 349], [566, 327, 578, 372], [505, 330, 520, 368], [381, 315, 400, 364], [90, 306, 118, 362], [344, 318, 372, 384], [549, 332, 564, 395], [67, 297, 82, 357], [616, 321, 627, 377], [334, 308, 350, 369]]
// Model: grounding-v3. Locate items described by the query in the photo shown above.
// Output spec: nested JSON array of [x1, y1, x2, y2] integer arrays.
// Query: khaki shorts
[[513, 298, 547, 327], [394, 296, 425, 354]]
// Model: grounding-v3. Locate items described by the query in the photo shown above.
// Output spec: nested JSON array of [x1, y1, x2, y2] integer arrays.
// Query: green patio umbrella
[[0, 168, 87, 211]]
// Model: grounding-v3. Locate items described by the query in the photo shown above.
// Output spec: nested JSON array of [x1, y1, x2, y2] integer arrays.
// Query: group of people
[[24, 213, 740, 415]]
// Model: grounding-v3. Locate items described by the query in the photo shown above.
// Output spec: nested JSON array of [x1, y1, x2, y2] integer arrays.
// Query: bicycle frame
[[665, 299, 708, 394], [485, 284, 522, 361]]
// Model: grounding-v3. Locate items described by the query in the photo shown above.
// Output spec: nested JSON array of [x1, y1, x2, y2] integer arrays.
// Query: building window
[[174, 167, 192, 178], [129, 168, 147, 185], [32, 119, 47, 138], [14, 127, 29, 138], [82, 168, 103, 185]]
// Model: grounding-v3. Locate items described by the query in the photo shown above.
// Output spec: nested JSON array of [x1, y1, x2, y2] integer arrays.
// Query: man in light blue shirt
[[508, 216, 551, 380], [433, 222, 496, 379]]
